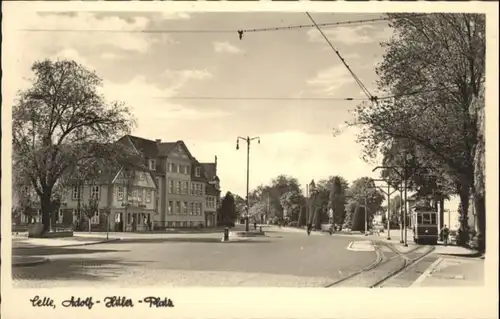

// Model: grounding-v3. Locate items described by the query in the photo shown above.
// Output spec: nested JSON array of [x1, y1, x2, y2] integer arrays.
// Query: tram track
[[326, 242, 434, 288], [370, 244, 435, 288]]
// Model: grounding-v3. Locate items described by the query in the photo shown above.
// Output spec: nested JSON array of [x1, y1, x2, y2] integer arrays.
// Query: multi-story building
[[202, 157, 221, 227], [12, 165, 158, 232], [117, 135, 221, 229]]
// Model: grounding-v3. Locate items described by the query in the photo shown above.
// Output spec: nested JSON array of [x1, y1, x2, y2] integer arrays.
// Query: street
[[12, 227, 377, 287]]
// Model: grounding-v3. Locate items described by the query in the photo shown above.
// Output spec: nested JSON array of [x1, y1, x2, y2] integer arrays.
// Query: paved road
[[12, 227, 377, 287]]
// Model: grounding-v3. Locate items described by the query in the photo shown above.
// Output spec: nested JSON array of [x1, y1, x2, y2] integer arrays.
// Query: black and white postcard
[[1, 1, 498, 319]]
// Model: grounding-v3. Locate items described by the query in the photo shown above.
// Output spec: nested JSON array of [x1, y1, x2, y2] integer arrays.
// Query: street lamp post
[[236, 136, 260, 233], [364, 190, 368, 236]]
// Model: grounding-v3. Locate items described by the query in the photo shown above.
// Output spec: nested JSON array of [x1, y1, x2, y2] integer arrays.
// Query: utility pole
[[364, 189, 368, 236], [372, 152, 433, 247], [403, 153, 408, 247], [371, 179, 399, 241], [236, 136, 260, 232]]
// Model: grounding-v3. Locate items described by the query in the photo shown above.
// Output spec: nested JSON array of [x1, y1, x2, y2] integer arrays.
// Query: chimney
[[214, 155, 218, 174], [155, 139, 161, 143]]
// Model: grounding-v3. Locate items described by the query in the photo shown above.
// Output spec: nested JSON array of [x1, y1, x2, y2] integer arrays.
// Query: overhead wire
[[305, 12, 374, 101], [154, 85, 460, 102], [19, 14, 429, 34]]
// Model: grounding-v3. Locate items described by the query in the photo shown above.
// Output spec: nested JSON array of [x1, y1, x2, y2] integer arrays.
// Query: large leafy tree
[[280, 190, 306, 221], [12, 59, 135, 233], [248, 175, 302, 221], [344, 177, 385, 231], [219, 192, 237, 226], [353, 14, 485, 248], [309, 176, 349, 229], [327, 176, 348, 227]]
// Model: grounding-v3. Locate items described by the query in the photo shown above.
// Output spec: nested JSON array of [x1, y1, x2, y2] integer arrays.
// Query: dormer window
[[149, 159, 156, 171], [195, 167, 201, 177]]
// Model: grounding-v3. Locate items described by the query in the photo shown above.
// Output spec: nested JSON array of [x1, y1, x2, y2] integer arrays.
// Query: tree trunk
[[76, 183, 82, 230], [40, 189, 52, 233], [439, 199, 445, 229], [88, 218, 92, 233], [457, 182, 471, 246], [474, 193, 485, 253]]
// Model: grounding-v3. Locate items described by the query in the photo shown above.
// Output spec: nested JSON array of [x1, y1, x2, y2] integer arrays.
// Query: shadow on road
[[12, 246, 126, 256], [12, 257, 151, 282], [113, 237, 272, 244]]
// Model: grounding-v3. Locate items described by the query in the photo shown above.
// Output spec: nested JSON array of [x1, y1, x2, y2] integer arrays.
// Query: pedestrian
[[254, 221, 257, 230], [441, 224, 450, 246], [307, 223, 312, 236]]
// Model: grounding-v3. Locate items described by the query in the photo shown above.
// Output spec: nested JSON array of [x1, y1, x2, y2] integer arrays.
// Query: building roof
[[205, 183, 219, 196], [201, 163, 217, 180]]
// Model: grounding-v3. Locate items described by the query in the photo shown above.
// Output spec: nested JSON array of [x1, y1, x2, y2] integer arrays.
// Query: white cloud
[[163, 69, 213, 91], [213, 41, 242, 54], [101, 74, 226, 124], [307, 64, 355, 96], [100, 52, 120, 60], [161, 12, 192, 20], [16, 12, 159, 54], [187, 127, 379, 196], [308, 25, 393, 46]]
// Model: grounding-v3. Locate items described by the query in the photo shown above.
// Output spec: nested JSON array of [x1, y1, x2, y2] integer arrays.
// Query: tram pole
[[387, 183, 391, 240], [400, 186, 404, 243], [364, 189, 368, 236], [403, 153, 408, 247]]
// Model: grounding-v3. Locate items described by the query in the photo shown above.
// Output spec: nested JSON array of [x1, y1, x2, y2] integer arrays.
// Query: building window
[[183, 165, 189, 174], [168, 201, 173, 215], [183, 202, 188, 215], [168, 180, 174, 194], [175, 181, 181, 194], [117, 186, 124, 201], [193, 183, 203, 196], [72, 186, 80, 200], [91, 210, 100, 224], [175, 201, 181, 215], [197, 203, 203, 215], [190, 221, 195, 228], [90, 186, 100, 200], [206, 196, 215, 209], [172, 163, 177, 174], [182, 181, 188, 195], [195, 167, 201, 177], [168, 163, 172, 172], [149, 159, 156, 171], [190, 183, 195, 196], [145, 189, 152, 203]]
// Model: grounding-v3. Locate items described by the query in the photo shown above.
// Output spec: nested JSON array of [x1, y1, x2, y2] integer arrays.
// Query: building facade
[[12, 168, 158, 232], [118, 135, 221, 229]]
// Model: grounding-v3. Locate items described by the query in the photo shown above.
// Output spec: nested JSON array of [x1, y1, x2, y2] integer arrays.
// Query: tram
[[412, 206, 439, 245]]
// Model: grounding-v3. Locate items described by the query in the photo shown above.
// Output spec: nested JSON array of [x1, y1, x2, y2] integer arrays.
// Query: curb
[[56, 238, 122, 248], [410, 257, 443, 287], [12, 257, 50, 268]]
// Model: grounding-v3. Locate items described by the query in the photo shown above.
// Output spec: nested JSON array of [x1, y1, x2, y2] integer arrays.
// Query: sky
[[5, 10, 396, 198]]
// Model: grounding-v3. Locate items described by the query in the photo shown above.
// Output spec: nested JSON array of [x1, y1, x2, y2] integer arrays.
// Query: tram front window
[[422, 213, 432, 224], [430, 214, 437, 225], [417, 215, 423, 224]]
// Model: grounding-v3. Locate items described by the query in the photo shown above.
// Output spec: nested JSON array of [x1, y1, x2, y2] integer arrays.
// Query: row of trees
[[242, 175, 388, 231], [12, 59, 137, 233], [351, 13, 485, 251]]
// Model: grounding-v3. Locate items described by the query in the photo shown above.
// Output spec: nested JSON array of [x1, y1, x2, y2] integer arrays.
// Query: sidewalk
[[12, 256, 50, 267], [13, 235, 119, 248], [411, 257, 484, 287]]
